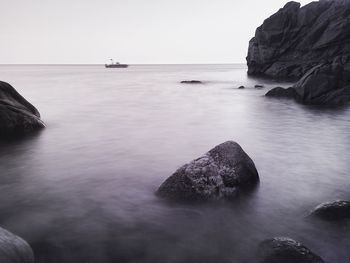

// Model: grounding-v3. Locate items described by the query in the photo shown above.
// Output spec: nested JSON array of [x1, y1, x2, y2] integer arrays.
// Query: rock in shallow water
[[247, 0, 350, 79], [180, 80, 203, 84], [266, 58, 350, 106], [0, 81, 44, 138], [156, 141, 259, 201], [310, 200, 350, 221], [255, 85, 265, 89], [259, 237, 325, 263], [0, 227, 34, 263]]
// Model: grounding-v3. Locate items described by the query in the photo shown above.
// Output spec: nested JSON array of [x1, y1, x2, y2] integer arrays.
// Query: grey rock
[[310, 200, 350, 221], [247, 0, 350, 79], [265, 58, 350, 105], [156, 141, 259, 201], [180, 80, 203, 84], [238, 86, 245, 89], [266, 86, 296, 98], [255, 84, 265, 89], [259, 237, 325, 263], [0, 227, 34, 263], [0, 81, 44, 138]]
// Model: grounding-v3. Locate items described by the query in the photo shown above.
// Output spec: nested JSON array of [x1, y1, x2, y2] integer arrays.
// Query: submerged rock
[[247, 1, 350, 79], [0, 81, 44, 138], [265, 59, 350, 105], [0, 227, 34, 263], [259, 237, 325, 263], [310, 200, 350, 221], [255, 85, 264, 89], [156, 141, 259, 201], [238, 86, 245, 89], [180, 80, 203, 84]]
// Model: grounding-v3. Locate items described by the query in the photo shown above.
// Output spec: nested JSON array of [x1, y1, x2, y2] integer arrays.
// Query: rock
[[238, 86, 245, 89], [255, 85, 265, 89], [247, 0, 350, 79], [266, 86, 296, 98], [180, 80, 202, 84], [259, 237, 325, 263], [310, 200, 350, 221], [0, 227, 34, 263], [0, 81, 44, 138], [156, 141, 259, 201], [265, 59, 350, 105]]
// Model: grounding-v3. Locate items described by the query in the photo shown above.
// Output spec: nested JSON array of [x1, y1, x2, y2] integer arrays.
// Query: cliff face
[[247, 0, 350, 79]]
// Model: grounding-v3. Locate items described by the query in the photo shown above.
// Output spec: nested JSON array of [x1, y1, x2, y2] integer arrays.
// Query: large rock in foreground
[[259, 237, 325, 263], [266, 59, 350, 105], [157, 141, 259, 201], [0, 227, 34, 263], [247, 1, 350, 79], [310, 200, 350, 221], [0, 81, 44, 138]]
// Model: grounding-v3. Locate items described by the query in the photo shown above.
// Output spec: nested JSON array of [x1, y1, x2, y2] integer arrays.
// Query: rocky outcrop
[[156, 141, 259, 201], [259, 237, 325, 263], [0, 81, 44, 138], [265, 58, 350, 105], [0, 227, 34, 263], [310, 200, 350, 221], [247, 1, 350, 79]]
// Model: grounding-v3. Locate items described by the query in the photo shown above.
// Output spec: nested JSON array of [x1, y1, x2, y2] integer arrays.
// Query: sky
[[1, 0, 315, 64]]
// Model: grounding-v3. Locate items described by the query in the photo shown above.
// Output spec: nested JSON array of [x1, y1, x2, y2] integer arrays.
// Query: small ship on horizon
[[105, 59, 128, 68]]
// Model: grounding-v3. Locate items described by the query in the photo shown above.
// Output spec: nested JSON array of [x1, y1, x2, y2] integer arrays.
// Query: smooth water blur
[[0, 64, 349, 263]]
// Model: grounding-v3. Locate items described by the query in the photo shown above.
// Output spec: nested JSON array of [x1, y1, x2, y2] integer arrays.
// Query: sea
[[0, 64, 349, 263]]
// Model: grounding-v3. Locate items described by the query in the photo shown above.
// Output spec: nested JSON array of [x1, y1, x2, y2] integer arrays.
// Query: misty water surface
[[0, 64, 349, 263]]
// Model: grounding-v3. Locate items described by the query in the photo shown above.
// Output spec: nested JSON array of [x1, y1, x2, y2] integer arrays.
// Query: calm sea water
[[0, 64, 349, 263]]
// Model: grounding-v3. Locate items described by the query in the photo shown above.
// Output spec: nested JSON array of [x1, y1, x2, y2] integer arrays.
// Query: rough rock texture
[[0, 227, 34, 263], [265, 58, 350, 105], [247, 0, 350, 79], [0, 81, 44, 137], [259, 237, 325, 263], [156, 141, 259, 201], [180, 80, 203, 84], [310, 200, 350, 221]]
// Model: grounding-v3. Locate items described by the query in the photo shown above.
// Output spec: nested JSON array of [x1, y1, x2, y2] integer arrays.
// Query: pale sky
[[1, 0, 314, 64]]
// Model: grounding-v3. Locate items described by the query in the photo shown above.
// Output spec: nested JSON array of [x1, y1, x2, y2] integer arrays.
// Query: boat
[[105, 59, 128, 68]]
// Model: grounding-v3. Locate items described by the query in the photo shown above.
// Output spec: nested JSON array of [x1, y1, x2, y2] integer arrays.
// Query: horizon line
[[0, 62, 247, 66]]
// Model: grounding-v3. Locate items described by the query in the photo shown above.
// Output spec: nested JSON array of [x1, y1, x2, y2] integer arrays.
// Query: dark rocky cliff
[[247, 0, 350, 79], [0, 81, 44, 138]]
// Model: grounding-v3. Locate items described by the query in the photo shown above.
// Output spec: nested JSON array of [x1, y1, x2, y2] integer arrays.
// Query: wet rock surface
[[310, 200, 350, 221], [265, 58, 350, 105], [0, 81, 44, 138], [0, 227, 34, 263], [156, 141, 259, 201], [259, 237, 325, 263], [247, 1, 350, 79]]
